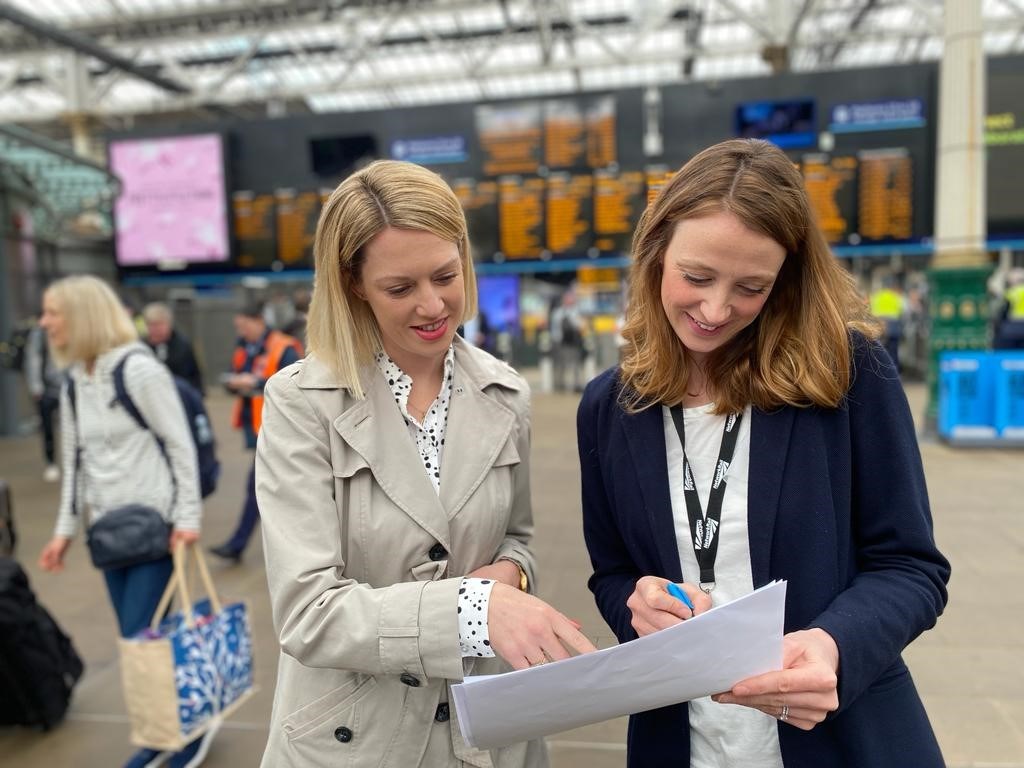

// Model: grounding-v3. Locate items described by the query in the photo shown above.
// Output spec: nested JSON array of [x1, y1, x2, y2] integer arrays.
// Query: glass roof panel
[[0, 0, 1021, 121]]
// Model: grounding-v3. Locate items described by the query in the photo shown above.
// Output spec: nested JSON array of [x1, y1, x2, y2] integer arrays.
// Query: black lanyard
[[669, 406, 743, 593]]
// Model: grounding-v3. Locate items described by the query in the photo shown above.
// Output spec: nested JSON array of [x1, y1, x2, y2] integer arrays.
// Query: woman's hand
[[38, 536, 71, 572], [712, 628, 840, 730], [486, 583, 597, 670], [627, 575, 712, 637], [170, 528, 200, 549]]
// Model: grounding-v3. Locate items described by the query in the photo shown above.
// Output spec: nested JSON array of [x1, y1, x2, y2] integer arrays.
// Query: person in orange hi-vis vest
[[209, 302, 302, 562]]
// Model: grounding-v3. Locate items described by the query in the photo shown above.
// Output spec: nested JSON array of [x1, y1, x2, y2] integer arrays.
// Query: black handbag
[[86, 505, 171, 571]]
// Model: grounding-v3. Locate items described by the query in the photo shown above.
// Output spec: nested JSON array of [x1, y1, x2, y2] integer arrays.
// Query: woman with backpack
[[36, 275, 210, 768]]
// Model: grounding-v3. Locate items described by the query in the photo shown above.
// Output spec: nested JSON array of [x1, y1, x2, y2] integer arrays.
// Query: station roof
[[0, 0, 1021, 125]]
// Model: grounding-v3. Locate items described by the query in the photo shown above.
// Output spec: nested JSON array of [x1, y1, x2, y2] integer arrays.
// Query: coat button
[[334, 726, 353, 743], [434, 703, 450, 722], [428, 543, 447, 561], [399, 672, 421, 687]]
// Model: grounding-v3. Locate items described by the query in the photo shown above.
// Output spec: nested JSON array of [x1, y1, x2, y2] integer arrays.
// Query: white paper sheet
[[451, 580, 786, 750]]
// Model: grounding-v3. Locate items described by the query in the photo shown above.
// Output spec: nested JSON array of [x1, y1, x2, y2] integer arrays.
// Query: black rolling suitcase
[[0, 479, 14, 557], [0, 557, 84, 729]]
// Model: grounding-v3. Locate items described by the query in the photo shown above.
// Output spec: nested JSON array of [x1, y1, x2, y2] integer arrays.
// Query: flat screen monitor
[[310, 134, 378, 179], [109, 133, 230, 268], [477, 275, 521, 336], [735, 99, 816, 149]]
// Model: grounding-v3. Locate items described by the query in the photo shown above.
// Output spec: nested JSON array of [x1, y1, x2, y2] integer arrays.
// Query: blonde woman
[[255, 160, 596, 767], [37, 275, 207, 768], [578, 140, 950, 767]]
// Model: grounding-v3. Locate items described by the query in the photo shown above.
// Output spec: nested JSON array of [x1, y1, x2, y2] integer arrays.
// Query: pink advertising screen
[[110, 134, 230, 267]]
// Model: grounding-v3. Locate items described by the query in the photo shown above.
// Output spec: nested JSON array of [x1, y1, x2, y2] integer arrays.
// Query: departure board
[[586, 96, 617, 169], [593, 169, 645, 253], [233, 191, 276, 269], [275, 189, 324, 267], [546, 172, 593, 255], [498, 176, 545, 260], [477, 102, 543, 177], [986, 71, 1024, 236], [544, 100, 586, 169], [857, 149, 912, 241], [645, 165, 675, 205], [453, 177, 499, 261], [801, 154, 858, 244]]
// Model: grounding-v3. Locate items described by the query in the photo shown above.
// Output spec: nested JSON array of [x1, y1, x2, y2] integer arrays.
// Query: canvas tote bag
[[119, 543, 254, 751]]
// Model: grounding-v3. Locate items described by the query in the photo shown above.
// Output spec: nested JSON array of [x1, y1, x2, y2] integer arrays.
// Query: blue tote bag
[[119, 543, 254, 751]]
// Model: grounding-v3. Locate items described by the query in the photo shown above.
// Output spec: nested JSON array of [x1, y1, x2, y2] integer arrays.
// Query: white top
[[375, 347, 496, 659], [55, 342, 201, 538], [663, 403, 783, 768]]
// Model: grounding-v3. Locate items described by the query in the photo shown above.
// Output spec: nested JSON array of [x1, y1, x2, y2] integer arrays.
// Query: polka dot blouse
[[375, 346, 495, 658]]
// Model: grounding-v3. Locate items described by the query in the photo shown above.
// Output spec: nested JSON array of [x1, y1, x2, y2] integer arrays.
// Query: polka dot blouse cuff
[[458, 577, 496, 658]]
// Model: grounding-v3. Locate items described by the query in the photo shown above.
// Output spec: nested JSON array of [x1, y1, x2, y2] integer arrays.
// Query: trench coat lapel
[[438, 356, 516, 520], [747, 406, 795, 587], [620, 406, 683, 583], [334, 369, 452, 550]]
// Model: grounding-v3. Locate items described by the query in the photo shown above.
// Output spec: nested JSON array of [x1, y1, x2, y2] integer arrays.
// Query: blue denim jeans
[[103, 555, 174, 638]]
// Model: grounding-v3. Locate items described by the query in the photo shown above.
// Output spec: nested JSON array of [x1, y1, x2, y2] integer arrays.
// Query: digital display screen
[[476, 275, 521, 335], [109, 133, 230, 267], [735, 100, 816, 148]]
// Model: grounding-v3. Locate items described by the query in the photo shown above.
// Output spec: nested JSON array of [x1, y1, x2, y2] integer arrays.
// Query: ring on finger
[[779, 704, 790, 722]]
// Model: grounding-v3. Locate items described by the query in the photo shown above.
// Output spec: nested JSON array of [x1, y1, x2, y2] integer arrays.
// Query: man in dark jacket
[[142, 302, 204, 395]]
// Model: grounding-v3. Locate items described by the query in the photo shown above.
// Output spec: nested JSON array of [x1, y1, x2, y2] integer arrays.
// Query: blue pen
[[666, 582, 695, 611]]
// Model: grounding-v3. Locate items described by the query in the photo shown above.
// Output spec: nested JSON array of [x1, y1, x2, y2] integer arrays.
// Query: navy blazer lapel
[[620, 405, 683, 583], [747, 406, 795, 587]]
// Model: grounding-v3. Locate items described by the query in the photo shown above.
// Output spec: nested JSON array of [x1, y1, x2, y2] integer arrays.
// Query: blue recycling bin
[[938, 352, 998, 440], [939, 351, 1024, 443], [994, 353, 1024, 439]]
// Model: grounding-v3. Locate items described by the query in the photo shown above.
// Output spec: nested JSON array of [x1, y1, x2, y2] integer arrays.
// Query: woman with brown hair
[[578, 139, 950, 767]]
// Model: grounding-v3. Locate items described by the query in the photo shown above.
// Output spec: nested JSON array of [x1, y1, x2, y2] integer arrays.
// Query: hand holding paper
[[452, 580, 787, 750], [713, 626, 839, 730]]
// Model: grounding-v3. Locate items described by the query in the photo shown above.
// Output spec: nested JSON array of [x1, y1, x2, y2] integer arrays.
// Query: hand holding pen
[[626, 575, 711, 637]]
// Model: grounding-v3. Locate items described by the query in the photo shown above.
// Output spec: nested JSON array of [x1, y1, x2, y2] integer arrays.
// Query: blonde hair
[[44, 275, 139, 367], [306, 160, 478, 398], [620, 139, 879, 414]]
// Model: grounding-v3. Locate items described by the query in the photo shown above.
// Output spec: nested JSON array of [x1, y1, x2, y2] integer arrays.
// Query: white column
[[934, 0, 987, 267]]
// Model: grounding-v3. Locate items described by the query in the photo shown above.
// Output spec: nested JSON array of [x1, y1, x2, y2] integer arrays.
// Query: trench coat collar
[[302, 337, 522, 550], [618, 398, 795, 588]]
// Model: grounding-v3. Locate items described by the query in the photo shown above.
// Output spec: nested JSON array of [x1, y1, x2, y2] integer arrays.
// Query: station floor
[[0, 377, 1022, 768]]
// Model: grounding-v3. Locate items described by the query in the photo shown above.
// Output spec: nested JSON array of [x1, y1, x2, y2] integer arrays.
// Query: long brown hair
[[306, 160, 478, 398], [619, 139, 878, 413]]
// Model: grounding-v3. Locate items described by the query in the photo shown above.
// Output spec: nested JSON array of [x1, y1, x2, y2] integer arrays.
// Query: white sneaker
[[43, 465, 60, 482]]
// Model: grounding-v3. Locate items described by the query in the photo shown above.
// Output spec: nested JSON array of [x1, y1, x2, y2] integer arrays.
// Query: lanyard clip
[[699, 581, 715, 594]]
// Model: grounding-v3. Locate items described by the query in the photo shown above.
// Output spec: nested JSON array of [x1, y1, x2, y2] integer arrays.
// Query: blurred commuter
[[870, 276, 906, 370], [994, 267, 1024, 351], [254, 160, 595, 765], [35, 276, 210, 768], [142, 302, 204, 394], [208, 304, 301, 562], [24, 322, 63, 481], [550, 288, 587, 392], [282, 287, 311, 345]]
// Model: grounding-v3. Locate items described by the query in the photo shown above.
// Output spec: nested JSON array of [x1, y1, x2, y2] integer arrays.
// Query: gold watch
[[502, 559, 529, 591]]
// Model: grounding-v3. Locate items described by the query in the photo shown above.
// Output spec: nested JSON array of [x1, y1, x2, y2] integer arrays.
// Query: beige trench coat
[[255, 338, 549, 768]]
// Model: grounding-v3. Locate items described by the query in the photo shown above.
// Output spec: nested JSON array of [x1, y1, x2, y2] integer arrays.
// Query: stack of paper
[[452, 580, 786, 750]]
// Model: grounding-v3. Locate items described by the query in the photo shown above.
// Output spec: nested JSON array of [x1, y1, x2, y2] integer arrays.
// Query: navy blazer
[[577, 338, 950, 768]]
